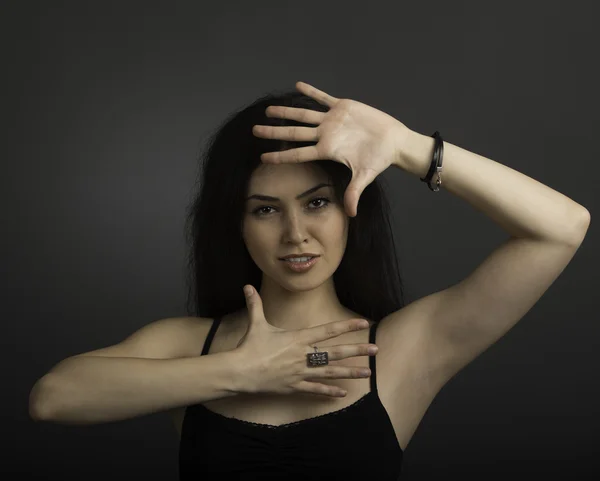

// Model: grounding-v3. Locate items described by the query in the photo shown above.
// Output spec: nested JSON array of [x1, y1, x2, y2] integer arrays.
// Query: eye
[[252, 197, 331, 217]]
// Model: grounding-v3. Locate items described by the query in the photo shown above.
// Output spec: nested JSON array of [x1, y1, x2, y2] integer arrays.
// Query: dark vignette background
[[3, 1, 598, 480]]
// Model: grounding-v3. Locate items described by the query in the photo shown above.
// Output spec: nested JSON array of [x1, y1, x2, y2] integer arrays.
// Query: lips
[[280, 255, 320, 271], [279, 254, 320, 260]]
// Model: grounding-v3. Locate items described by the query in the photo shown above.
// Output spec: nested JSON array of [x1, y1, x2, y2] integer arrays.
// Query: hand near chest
[[232, 285, 378, 398]]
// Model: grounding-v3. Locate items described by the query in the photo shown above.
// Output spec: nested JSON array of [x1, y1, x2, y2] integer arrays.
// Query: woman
[[32, 82, 590, 480], [178, 81, 589, 479]]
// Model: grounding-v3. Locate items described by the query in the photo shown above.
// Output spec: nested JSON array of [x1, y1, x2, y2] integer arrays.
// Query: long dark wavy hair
[[183, 88, 406, 324]]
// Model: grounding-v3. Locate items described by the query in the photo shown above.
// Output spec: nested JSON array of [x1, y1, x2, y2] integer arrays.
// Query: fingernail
[[244, 286, 253, 297], [368, 346, 378, 355]]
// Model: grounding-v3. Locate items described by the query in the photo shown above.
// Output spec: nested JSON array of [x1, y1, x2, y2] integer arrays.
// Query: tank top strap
[[368, 321, 379, 394], [200, 317, 222, 356]]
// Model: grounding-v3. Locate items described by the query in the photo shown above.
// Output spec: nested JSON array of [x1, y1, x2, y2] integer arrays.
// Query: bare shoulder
[[70, 315, 216, 361], [165, 313, 236, 438], [163, 316, 212, 438], [172, 310, 242, 359], [168, 316, 216, 358]]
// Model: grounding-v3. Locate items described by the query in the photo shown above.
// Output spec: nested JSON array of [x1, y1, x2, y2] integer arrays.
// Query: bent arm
[[29, 352, 243, 425]]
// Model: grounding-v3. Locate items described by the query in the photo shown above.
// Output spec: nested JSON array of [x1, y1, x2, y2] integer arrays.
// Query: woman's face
[[242, 163, 349, 291]]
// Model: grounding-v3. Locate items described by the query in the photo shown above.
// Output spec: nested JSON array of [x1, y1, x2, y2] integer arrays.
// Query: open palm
[[252, 81, 410, 217]]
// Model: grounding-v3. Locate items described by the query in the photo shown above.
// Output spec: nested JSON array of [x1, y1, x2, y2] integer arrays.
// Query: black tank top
[[178, 317, 404, 480]]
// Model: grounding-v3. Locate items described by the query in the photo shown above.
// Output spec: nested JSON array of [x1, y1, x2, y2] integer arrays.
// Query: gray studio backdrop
[[5, 1, 598, 480]]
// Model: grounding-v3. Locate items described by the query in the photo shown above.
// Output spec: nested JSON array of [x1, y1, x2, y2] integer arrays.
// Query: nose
[[281, 211, 311, 243]]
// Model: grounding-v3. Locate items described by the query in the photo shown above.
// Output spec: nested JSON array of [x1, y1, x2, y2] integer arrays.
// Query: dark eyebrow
[[246, 183, 333, 202]]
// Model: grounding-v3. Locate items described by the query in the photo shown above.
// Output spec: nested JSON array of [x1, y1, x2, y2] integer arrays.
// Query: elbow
[[29, 400, 51, 422], [29, 403, 48, 422], [569, 208, 591, 247], [29, 376, 57, 422]]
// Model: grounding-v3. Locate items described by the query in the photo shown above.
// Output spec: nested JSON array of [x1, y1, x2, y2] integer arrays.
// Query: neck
[[250, 275, 356, 330]]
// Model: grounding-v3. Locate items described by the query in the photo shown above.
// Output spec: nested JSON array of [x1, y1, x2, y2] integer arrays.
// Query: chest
[[188, 318, 440, 452]]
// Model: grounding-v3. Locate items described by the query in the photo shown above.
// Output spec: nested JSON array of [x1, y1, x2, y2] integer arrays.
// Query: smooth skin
[[234, 285, 377, 398]]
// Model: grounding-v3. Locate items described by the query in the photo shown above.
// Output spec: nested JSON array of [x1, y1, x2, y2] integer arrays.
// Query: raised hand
[[252, 81, 412, 217]]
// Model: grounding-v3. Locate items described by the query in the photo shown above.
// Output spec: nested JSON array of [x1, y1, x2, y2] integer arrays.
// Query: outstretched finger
[[261, 145, 320, 164], [295, 81, 339, 108], [303, 318, 370, 345], [265, 106, 326, 125], [253, 125, 317, 142]]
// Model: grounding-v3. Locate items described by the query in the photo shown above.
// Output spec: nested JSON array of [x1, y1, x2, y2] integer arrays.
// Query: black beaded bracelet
[[419, 131, 444, 192]]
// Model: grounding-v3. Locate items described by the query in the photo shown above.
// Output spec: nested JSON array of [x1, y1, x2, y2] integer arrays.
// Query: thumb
[[344, 181, 366, 218], [243, 284, 264, 325], [345, 169, 377, 217]]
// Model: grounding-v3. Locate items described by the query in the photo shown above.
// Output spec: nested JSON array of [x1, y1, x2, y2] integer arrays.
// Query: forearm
[[30, 352, 242, 425], [393, 129, 590, 246]]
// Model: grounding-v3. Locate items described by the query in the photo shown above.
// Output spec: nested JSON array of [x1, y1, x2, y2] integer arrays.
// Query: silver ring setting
[[307, 345, 328, 367]]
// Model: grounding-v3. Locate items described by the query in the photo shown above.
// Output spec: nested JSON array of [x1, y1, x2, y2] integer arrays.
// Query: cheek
[[242, 224, 272, 257], [334, 216, 349, 238]]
